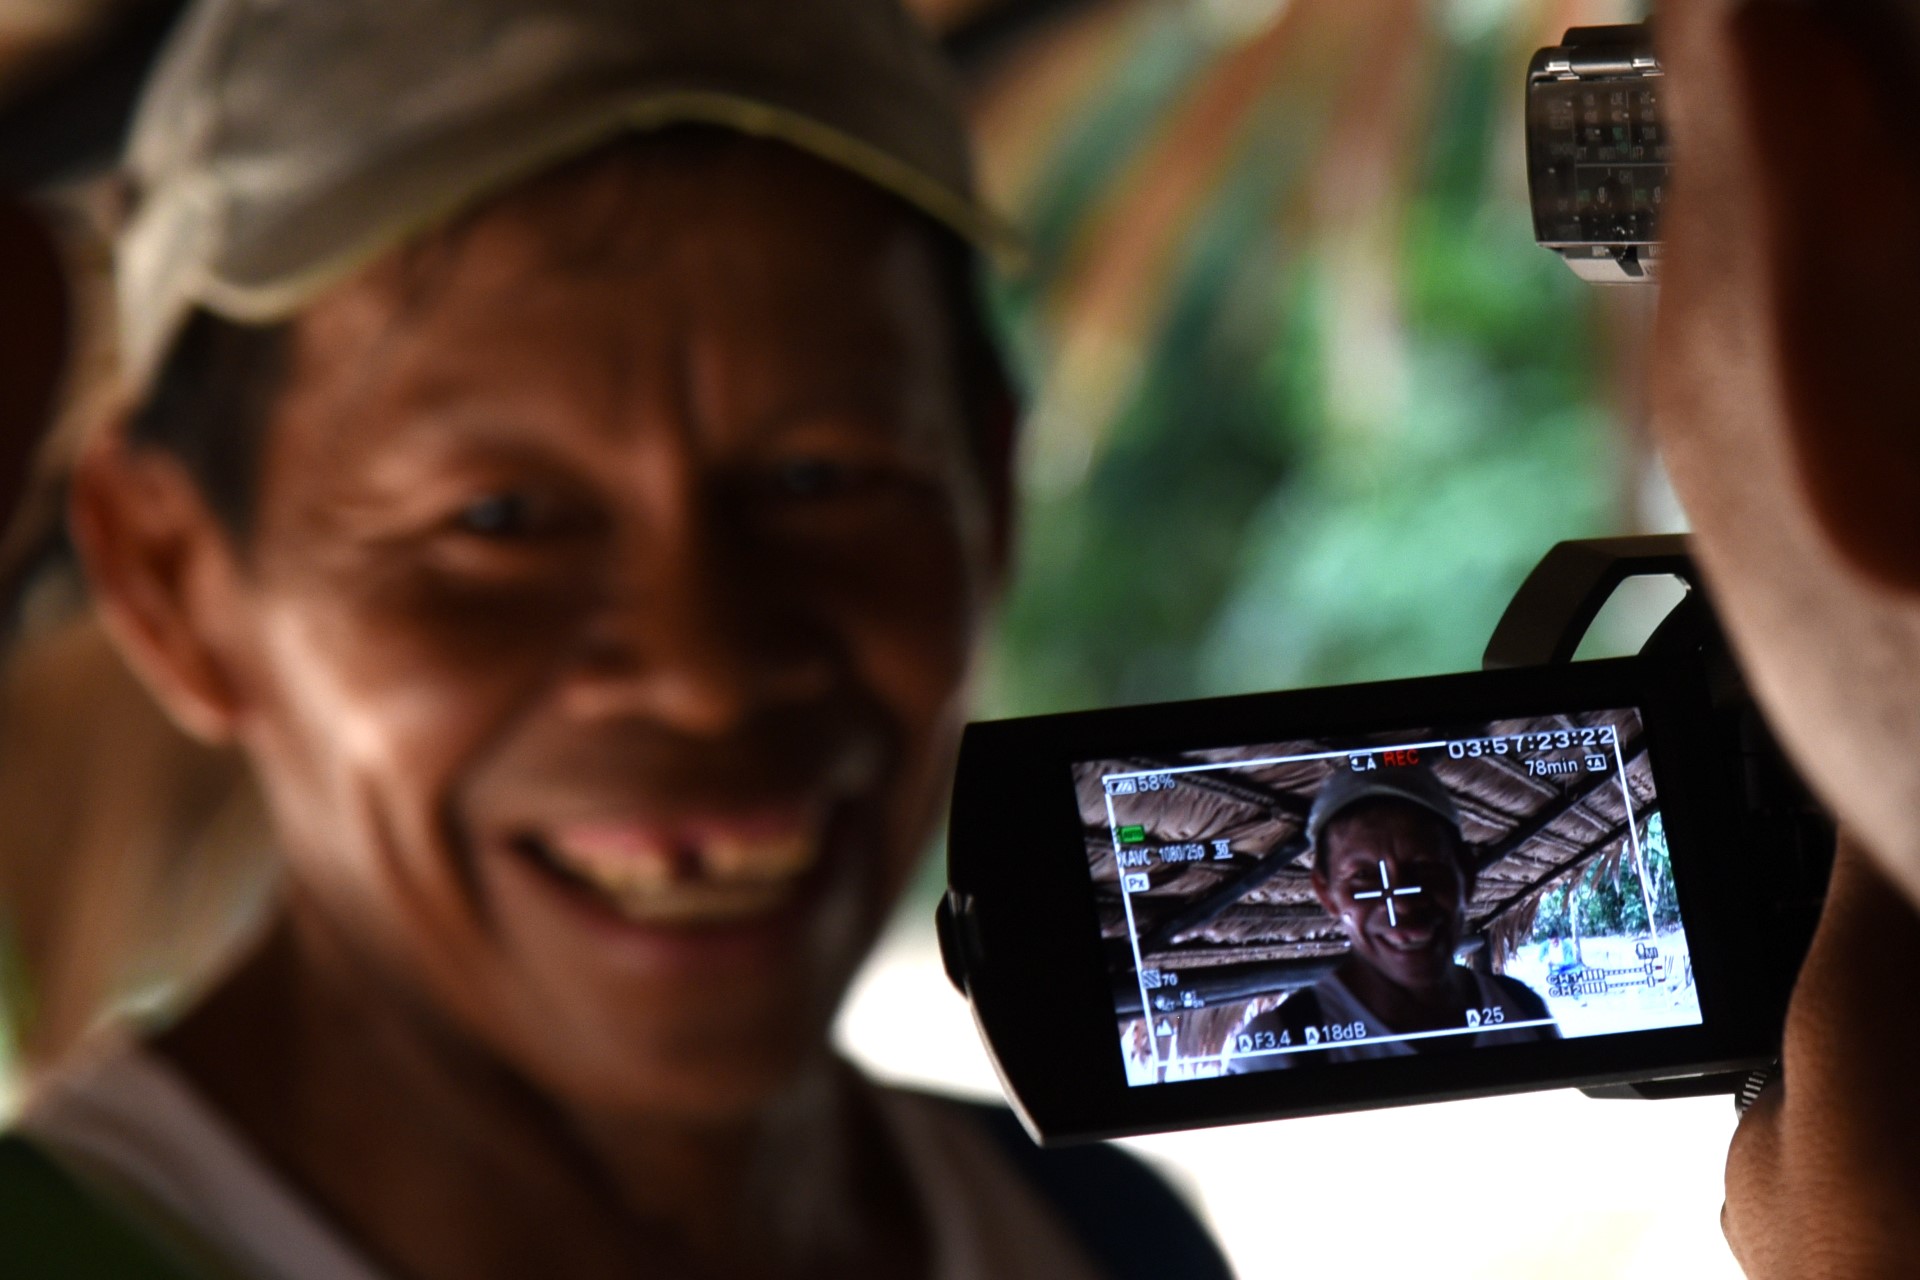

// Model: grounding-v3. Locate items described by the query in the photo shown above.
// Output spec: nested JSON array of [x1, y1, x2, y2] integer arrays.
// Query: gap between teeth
[[542, 834, 818, 921]]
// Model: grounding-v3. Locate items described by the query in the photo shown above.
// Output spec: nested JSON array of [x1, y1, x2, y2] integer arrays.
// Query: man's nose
[[559, 525, 837, 736]]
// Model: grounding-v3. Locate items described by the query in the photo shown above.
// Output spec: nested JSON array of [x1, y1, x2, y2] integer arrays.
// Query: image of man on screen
[[1230, 765, 1559, 1071]]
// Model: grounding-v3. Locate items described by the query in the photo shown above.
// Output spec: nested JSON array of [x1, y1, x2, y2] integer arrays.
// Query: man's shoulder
[[0, 1134, 210, 1279], [909, 1093, 1233, 1280]]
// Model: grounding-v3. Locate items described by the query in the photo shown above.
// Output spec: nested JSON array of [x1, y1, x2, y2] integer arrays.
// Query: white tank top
[[19, 1043, 1111, 1280], [1262, 969, 1559, 1066]]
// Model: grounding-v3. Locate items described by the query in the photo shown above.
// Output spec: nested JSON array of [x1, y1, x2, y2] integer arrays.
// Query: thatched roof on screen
[[1084, 711, 1657, 1001]]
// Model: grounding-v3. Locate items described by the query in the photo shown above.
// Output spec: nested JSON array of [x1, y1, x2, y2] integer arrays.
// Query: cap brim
[[120, 88, 1023, 395]]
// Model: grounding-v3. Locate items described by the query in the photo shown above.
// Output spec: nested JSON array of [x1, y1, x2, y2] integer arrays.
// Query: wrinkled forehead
[[307, 131, 954, 341], [1323, 800, 1456, 865], [278, 131, 966, 429], [433, 132, 938, 277]]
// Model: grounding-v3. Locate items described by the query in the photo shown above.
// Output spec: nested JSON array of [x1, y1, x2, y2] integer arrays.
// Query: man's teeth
[[702, 830, 817, 882], [538, 828, 823, 924], [587, 874, 791, 924]]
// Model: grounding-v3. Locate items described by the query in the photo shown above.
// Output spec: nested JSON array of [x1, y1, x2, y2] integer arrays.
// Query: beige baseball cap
[[1306, 763, 1465, 862], [116, 0, 1016, 396]]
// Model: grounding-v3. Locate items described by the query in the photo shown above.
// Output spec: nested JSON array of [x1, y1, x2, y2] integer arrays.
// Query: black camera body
[[939, 538, 1831, 1144]]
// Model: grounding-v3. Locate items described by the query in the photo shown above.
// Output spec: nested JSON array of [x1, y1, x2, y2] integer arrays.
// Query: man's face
[[1313, 802, 1468, 991], [1654, 2, 1920, 904], [196, 140, 1002, 1117]]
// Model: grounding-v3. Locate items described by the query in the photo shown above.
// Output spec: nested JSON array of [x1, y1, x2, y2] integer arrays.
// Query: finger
[[1723, 1071, 1785, 1272]]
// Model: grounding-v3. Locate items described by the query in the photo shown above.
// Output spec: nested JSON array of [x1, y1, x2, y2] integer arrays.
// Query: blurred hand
[[1655, 15, 1920, 1269], [1724, 836, 1920, 1278]]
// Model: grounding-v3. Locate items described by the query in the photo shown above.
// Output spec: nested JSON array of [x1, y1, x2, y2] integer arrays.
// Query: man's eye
[[453, 493, 536, 537]]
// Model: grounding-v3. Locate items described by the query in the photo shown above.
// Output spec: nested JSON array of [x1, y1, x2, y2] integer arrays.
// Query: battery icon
[[1119, 824, 1147, 844]]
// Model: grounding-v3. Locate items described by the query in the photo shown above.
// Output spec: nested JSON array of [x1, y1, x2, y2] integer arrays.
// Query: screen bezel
[[948, 656, 1777, 1143]]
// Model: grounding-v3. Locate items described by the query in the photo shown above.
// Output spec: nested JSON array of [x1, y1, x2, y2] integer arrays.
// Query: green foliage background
[[1531, 810, 1681, 942], [980, 3, 1634, 719]]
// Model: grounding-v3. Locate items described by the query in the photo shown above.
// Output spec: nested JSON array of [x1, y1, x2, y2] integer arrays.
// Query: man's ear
[[943, 236, 1020, 587], [1456, 841, 1478, 902], [1310, 866, 1337, 919], [973, 372, 1019, 587], [69, 434, 250, 745], [1731, 4, 1920, 591]]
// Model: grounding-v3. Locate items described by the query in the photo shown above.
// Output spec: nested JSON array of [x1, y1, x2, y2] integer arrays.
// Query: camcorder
[[937, 19, 1838, 1143], [939, 537, 1833, 1142]]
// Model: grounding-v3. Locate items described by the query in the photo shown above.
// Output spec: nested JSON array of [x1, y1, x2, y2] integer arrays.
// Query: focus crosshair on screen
[[1076, 709, 1703, 1087]]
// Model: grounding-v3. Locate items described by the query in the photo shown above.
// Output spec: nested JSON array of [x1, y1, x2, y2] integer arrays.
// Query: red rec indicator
[[1381, 749, 1422, 767]]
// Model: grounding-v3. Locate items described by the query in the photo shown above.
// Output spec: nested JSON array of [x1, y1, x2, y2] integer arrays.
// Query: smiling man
[[1231, 767, 1557, 1071], [0, 2, 1230, 1278]]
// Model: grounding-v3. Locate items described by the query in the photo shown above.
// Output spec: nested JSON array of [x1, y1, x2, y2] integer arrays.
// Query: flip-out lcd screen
[[1078, 709, 1704, 1086]]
